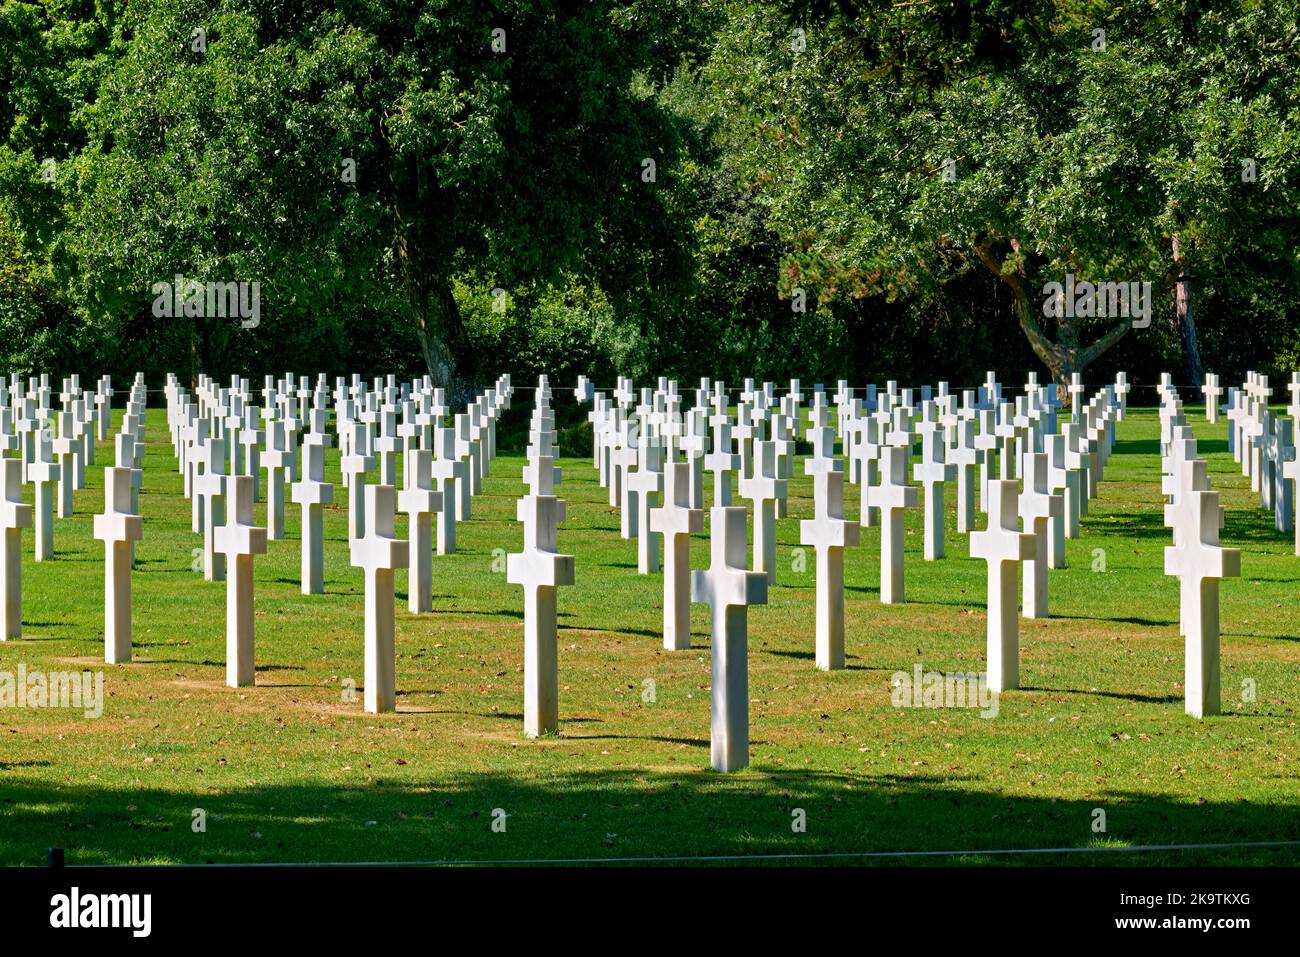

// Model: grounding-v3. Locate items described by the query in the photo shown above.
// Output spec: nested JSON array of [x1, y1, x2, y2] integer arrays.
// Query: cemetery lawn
[[0, 406, 1297, 867]]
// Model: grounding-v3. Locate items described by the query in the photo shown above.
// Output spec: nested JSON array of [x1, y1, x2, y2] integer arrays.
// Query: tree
[[706, 0, 1300, 386], [2, 0, 697, 387]]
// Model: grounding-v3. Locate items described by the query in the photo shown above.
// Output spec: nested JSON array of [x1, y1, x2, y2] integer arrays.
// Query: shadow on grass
[[1, 769, 1297, 867], [1051, 613, 1173, 629], [764, 650, 884, 672], [1021, 685, 1181, 705], [1095, 506, 1291, 546]]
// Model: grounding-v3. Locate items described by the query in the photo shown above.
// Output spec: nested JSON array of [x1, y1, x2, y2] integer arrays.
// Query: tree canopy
[[1, 0, 1296, 391]]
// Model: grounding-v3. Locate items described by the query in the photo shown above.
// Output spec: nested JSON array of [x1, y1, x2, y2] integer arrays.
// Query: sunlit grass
[[0, 404, 1296, 866]]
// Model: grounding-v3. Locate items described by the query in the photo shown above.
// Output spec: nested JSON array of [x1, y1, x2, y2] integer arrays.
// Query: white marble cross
[[238, 407, 264, 500], [994, 401, 1018, 482], [1284, 447, 1300, 556], [1044, 434, 1072, 567], [454, 412, 481, 506], [291, 439, 334, 594], [770, 414, 796, 515], [506, 493, 575, 737], [0, 458, 33, 640], [28, 432, 59, 561], [739, 439, 785, 584], [1019, 451, 1063, 618], [800, 469, 860, 670], [1271, 419, 1293, 534], [522, 453, 562, 497], [351, 484, 410, 712], [1202, 373, 1222, 423], [691, 506, 768, 772], [1114, 372, 1130, 420], [851, 415, 883, 527], [1164, 489, 1240, 718], [970, 478, 1035, 692], [1063, 423, 1092, 521], [628, 439, 665, 573], [1226, 389, 1244, 462], [262, 420, 293, 540], [885, 406, 916, 452], [1068, 372, 1086, 420], [867, 444, 918, 603], [704, 420, 740, 506], [974, 408, 999, 513], [52, 411, 77, 518], [429, 425, 463, 554], [679, 409, 709, 508], [115, 430, 143, 514], [398, 449, 442, 614], [1237, 403, 1258, 486], [649, 460, 704, 650], [194, 437, 228, 581], [342, 421, 376, 541], [185, 417, 210, 533], [804, 424, 840, 479], [93, 466, 143, 663], [375, 407, 404, 487], [612, 424, 641, 538], [1162, 455, 1218, 630], [949, 417, 982, 534], [733, 404, 760, 479], [913, 426, 954, 560], [215, 475, 268, 687]]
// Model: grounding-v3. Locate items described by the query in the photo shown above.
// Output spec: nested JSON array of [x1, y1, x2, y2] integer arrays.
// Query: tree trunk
[[974, 237, 1131, 391], [405, 274, 467, 391], [189, 315, 201, 391], [1171, 235, 1205, 387]]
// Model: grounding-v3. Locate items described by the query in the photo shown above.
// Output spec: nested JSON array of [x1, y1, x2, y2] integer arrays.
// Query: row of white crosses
[[587, 371, 1110, 598], [168, 371, 503, 581], [584, 378, 779, 770], [509, 377, 574, 738], [0, 374, 115, 553], [162, 371, 513, 701], [576, 371, 1129, 766], [967, 373, 1120, 693], [1222, 370, 1299, 551], [1, 372, 127, 644], [95, 376, 147, 663], [1157, 382, 1241, 718]]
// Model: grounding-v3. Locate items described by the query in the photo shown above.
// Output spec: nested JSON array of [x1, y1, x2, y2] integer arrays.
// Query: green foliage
[[0, 0, 1296, 389], [706, 0, 1300, 383], [0, 0, 700, 387]]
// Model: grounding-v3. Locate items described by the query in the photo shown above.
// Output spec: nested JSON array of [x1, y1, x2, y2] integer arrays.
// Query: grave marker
[[649, 461, 705, 650], [969, 479, 1035, 692], [507, 493, 575, 737], [214, 475, 268, 687], [398, 450, 443, 614], [799, 470, 860, 670], [93, 466, 143, 663], [691, 507, 768, 772], [1164, 489, 1240, 718], [0, 459, 33, 640], [351, 484, 410, 712], [867, 445, 918, 604]]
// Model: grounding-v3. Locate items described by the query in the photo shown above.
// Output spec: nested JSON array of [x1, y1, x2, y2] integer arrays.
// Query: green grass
[[0, 404, 1297, 866]]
